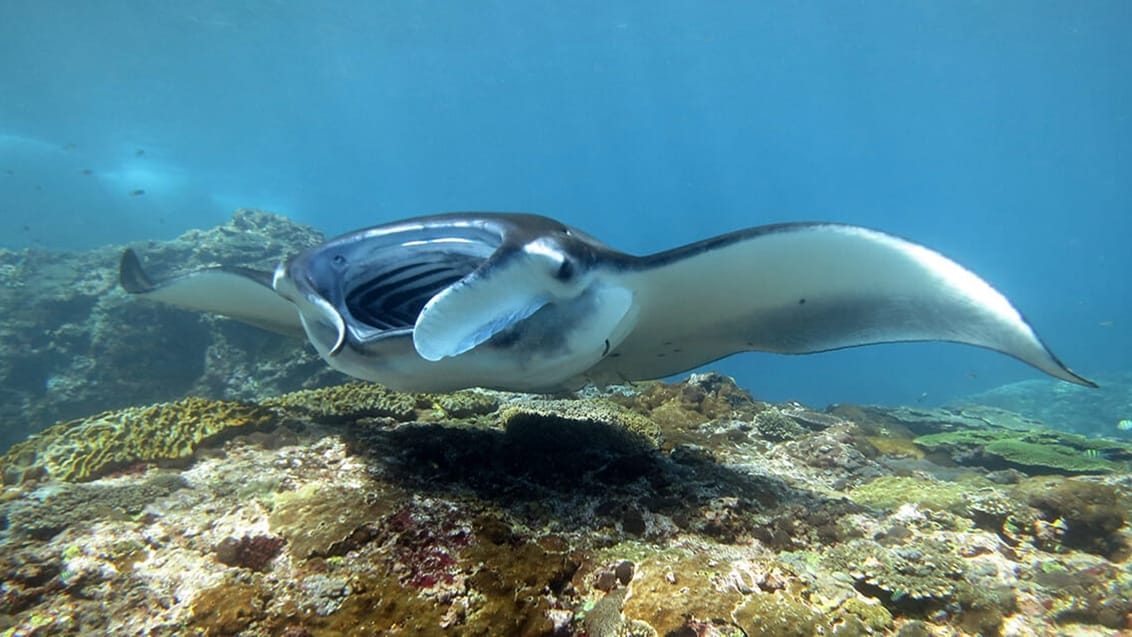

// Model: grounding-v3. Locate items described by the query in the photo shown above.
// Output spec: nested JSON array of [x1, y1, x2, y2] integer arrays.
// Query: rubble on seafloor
[[0, 373, 1130, 636]]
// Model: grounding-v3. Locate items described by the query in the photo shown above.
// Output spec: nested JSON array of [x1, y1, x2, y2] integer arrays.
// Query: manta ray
[[119, 213, 1095, 393]]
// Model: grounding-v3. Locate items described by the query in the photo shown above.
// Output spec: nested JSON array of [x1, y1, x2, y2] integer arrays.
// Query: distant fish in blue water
[[119, 213, 1097, 393]]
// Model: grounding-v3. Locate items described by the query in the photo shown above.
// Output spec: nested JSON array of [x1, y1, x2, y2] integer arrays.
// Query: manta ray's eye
[[331, 255, 347, 269], [555, 259, 574, 281]]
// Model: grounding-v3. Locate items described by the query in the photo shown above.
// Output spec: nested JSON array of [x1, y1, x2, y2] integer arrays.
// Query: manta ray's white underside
[[119, 213, 1095, 392]]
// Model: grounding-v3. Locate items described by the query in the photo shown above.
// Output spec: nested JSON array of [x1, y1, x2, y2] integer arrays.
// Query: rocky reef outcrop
[[0, 210, 344, 452], [0, 374, 1129, 636]]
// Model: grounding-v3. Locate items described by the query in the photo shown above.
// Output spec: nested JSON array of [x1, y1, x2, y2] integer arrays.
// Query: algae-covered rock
[[0, 397, 275, 483], [4, 473, 186, 539], [268, 483, 388, 558], [1013, 477, 1128, 558]]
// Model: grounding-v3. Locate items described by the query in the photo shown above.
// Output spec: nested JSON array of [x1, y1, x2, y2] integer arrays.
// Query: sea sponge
[[0, 397, 275, 483]]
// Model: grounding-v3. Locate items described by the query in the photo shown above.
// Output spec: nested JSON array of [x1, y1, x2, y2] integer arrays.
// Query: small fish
[[1084, 449, 1100, 459], [80, 168, 94, 176], [135, 148, 145, 157], [1099, 320, 1114, 328], [129, 189, 146, 197], [1118, 419, 1132, 432]]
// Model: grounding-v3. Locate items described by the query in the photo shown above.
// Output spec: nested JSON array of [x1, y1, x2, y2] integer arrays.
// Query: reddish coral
[[383, 506, 470, 589]]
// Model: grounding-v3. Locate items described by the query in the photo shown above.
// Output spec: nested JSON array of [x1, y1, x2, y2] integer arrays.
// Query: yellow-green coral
[[732, 593, 823, 637], [264, 381, 419, 422], [984, 439, 1117, 474], [612, 374, 760, 432], [838, 597, 893, 632], [428, 390, 499, 419], [501, 398, 661, 447], [0, 397, 274, 483], [754, 409, 806, 442], [847, 476, 972, 513]]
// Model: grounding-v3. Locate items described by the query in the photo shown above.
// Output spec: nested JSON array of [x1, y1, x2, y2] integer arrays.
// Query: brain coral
[[0, 397, 275, 483]]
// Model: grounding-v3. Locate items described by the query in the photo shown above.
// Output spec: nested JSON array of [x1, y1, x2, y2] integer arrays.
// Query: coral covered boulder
[[0, 397, 275, 483]]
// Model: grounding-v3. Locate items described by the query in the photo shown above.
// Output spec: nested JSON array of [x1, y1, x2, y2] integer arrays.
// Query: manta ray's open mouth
[[344, 252, 486, 331]]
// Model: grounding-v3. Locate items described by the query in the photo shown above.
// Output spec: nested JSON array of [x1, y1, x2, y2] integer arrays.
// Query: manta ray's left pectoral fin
[[119, 248, 305, 337]]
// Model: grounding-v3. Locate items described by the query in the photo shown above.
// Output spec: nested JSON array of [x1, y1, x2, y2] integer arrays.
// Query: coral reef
[[915, 428, 1131, 475], [963, 373, 1132, 438], [0, 209, 342, 454], [0, 374, 1129, 636], [0, 397, 276, 483]]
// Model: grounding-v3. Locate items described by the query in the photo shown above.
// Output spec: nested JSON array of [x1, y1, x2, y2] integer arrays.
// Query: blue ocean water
[[1, 1, 1129, 408]]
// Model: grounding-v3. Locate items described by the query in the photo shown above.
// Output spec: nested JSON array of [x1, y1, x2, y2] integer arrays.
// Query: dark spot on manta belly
[[798, 298, 806, 304]]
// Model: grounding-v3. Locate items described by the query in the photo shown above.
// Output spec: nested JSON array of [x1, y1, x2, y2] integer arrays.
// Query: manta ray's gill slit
[[347, 268, 453, 329], [381, 273, 464, 320], [344, 253, 483, 330]]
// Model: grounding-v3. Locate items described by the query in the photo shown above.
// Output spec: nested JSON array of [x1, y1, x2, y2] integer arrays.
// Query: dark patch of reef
[[0, 210, 343, 453], [1, 374, 1130, 636]]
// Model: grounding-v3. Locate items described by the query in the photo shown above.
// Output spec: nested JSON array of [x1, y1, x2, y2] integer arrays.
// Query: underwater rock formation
[[0, 210, 344, 453], [0, 373, 1128, 636], [962, 373, 1132, 439]]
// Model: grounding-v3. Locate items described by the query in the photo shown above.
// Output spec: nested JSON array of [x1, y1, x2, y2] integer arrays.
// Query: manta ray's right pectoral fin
[[118, 248, 305, 337]]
